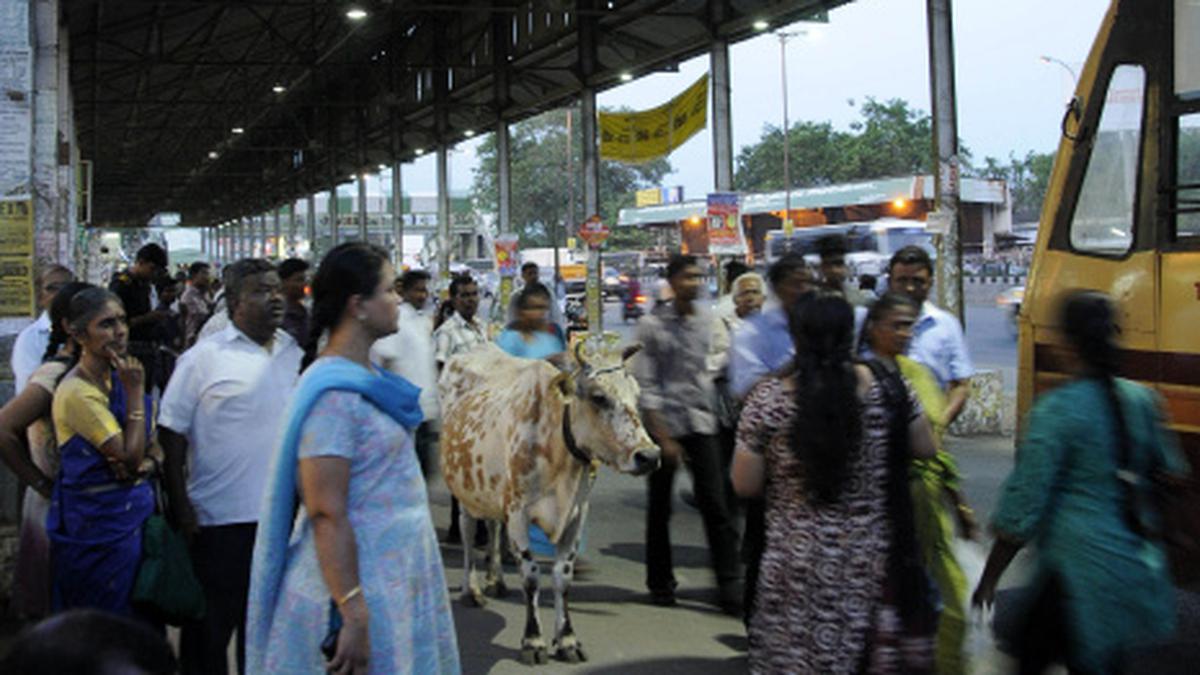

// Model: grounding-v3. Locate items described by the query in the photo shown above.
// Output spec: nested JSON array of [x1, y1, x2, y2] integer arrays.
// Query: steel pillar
[[357, 174, 368, 242], [437, 146, 451, 278], [273, 208, 282, 259], [287, 201, 297, 256], [927, 0, 963, 323], [391, 162, 403, 267], [306, 194, 317, 260], [329, 187, 340, 249], [711, 40, 734, 192]]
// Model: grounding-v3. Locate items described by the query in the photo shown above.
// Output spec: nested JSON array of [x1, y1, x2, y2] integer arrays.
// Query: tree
[[976, 151, 1055, 223], [734, 98, 939, 191], [472, 107, 672, 249]]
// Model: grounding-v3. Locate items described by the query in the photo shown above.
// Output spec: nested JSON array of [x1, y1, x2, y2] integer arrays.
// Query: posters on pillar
[[0, 199, 33, 256], [494, 234, 520, 277], [0, 255, 33, 317], [599, 74, 708, 163], [706, 192, 746, 255], [0, 48, 33, 198]]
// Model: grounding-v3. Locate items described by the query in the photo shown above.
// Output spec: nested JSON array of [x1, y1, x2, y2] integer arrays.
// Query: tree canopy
[[976, 151, 1055, 223], [472, 107, 672, 248], [734, 98, 937, 191]]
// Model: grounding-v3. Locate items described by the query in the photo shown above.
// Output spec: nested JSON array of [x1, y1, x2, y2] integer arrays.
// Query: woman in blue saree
[[48, 287, 156, 617], [247, 243, 459, 675]]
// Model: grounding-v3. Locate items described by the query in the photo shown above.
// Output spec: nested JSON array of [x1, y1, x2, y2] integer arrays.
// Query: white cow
[[439, 342, 659, 664]]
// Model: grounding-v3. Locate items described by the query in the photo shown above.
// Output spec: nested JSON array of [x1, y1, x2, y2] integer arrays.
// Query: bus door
[[1020, 0, 1200, 583]]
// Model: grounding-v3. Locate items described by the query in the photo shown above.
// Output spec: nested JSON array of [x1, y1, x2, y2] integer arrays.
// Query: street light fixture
[[1039, 54, 1079, 83]]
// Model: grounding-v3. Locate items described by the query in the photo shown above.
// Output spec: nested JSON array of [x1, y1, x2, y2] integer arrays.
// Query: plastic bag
[[953, 539, 1004, 668]]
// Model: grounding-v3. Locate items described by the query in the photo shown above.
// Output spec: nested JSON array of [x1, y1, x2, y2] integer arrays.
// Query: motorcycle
[[565, 295, 588, 338], [622, 292, 647, 323]]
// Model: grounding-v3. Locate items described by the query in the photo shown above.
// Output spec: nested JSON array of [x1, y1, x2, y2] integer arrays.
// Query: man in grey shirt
[[634, 254, 742, 615]]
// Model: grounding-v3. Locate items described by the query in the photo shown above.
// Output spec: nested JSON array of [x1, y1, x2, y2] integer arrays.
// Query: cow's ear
[[621, 343, 643, 363], [551, 371, 572, 399]]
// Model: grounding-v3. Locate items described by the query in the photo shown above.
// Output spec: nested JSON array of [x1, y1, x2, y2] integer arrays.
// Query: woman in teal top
[[495, 284, 566, 557], [973, 291, 1184, 674], [495, 285, 565, 360]]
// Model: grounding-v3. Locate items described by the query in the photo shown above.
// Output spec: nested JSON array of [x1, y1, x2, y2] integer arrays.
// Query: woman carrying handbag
[[972, 290, 1185, 674]]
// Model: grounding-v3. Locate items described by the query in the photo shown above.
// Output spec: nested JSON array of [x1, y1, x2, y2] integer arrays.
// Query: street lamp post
[[1039, 54, 1079, 84], [777, 31, 806, 234]]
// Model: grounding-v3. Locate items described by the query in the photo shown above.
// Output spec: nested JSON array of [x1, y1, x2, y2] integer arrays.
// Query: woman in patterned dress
[[732, 291, 938, 674], [247, 242, 460, 675]]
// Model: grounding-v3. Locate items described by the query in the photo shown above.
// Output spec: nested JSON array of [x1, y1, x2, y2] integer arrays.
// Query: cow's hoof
[[554, 640, 587, 664], [483, 579, 508, 598], [519, 642, 548, 666], [460, 589, 487, 608]]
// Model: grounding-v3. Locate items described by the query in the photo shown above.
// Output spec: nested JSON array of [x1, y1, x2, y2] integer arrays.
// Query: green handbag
[[132, 480, 206, 625]]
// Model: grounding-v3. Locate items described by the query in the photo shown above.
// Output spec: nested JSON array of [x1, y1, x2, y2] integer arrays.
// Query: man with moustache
[[158, 259, 303, 675]]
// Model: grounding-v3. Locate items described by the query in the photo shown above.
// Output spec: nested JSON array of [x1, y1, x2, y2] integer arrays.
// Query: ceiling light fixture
[[378, 164, 388, 171], [415, 148, 425, 156], [272, 84, 286, 94], [620, 72, 633, 82], [753, 19, 770, 31], [231, 127, 244, 134], [464, 129, 476, 138], [346, 7, 368, 21], [208, 151, 219, 159]]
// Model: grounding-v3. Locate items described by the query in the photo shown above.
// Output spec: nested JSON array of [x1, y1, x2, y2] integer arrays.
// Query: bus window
[[1178, 0, 1200, 99], [1068, 64, 1146, 256], [1177, 113, 1200, 238]]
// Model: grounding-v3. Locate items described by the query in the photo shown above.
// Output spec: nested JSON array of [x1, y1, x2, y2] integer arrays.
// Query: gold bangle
[[336, 585, 363, 607], [128, 411, 145, 421]]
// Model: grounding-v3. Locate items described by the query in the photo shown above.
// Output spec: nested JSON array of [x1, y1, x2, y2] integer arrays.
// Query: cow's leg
[[551, 506, 588, 663], [508, 512, 547, 665], [483, 519, 508, 597], [459, 508, 487, 607]]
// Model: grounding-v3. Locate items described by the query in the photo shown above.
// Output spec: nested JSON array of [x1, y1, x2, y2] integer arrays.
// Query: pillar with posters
[[577, 215, 610, 336], [493, 234, 520, 330], [706, 192, 746, 256]]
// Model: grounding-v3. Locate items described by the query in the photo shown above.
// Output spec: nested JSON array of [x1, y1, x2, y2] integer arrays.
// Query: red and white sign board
[[578, 215, 610, 248]]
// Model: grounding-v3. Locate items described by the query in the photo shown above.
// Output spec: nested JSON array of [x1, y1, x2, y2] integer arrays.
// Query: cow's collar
[[561, 405, 594, 466]]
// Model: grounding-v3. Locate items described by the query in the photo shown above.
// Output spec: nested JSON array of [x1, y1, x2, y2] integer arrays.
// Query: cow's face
[[565, 344, 660, 476]]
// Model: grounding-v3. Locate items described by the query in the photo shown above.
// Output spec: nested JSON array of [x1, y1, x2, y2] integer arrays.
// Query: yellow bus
[[1018, 0, 1200, 582]]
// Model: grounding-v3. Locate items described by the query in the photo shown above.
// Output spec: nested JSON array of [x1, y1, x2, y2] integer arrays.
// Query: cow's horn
[[574, 340, 591, 370], [621, 343, 643, 363]]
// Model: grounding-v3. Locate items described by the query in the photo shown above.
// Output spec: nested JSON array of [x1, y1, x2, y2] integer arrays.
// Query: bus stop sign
[[578, 215, 610, 248]]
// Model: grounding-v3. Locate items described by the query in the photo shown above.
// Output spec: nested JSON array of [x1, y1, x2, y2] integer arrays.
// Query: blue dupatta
[[245, 357, 422, 673]]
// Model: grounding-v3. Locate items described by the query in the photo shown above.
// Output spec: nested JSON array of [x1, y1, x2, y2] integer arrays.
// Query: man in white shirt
[[159, 259, 302, 675], [11, 265, 74, 392], [372, 268, 439, 477], [433, 275, 489, 544]]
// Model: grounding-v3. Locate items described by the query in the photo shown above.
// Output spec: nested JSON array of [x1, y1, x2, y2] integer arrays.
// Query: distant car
[[996, 285, 1025, 337], [602, 268, 623, 300]]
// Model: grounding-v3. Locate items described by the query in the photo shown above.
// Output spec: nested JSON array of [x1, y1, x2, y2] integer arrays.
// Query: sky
[[400, 0, 1109, 196]]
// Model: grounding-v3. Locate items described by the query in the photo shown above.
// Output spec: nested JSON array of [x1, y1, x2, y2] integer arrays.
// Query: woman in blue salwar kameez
[[48, 288, 156, 617]]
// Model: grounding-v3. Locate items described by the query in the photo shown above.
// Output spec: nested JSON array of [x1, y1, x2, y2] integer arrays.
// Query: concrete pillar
[[391, 163, 403, 267], [927, 0, 964, 323], [711, 40, 734, 192], [258, 214, 268, 258], [236, 218, 244, 259], [357, 174, 368, 242], [437, 146, 451, 278]]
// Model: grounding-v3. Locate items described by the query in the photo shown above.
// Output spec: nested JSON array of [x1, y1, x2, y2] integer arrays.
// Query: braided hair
[[303, 242, 390, 370], [789, 291, 861, 503], [1059, 291, 1136, 525]]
